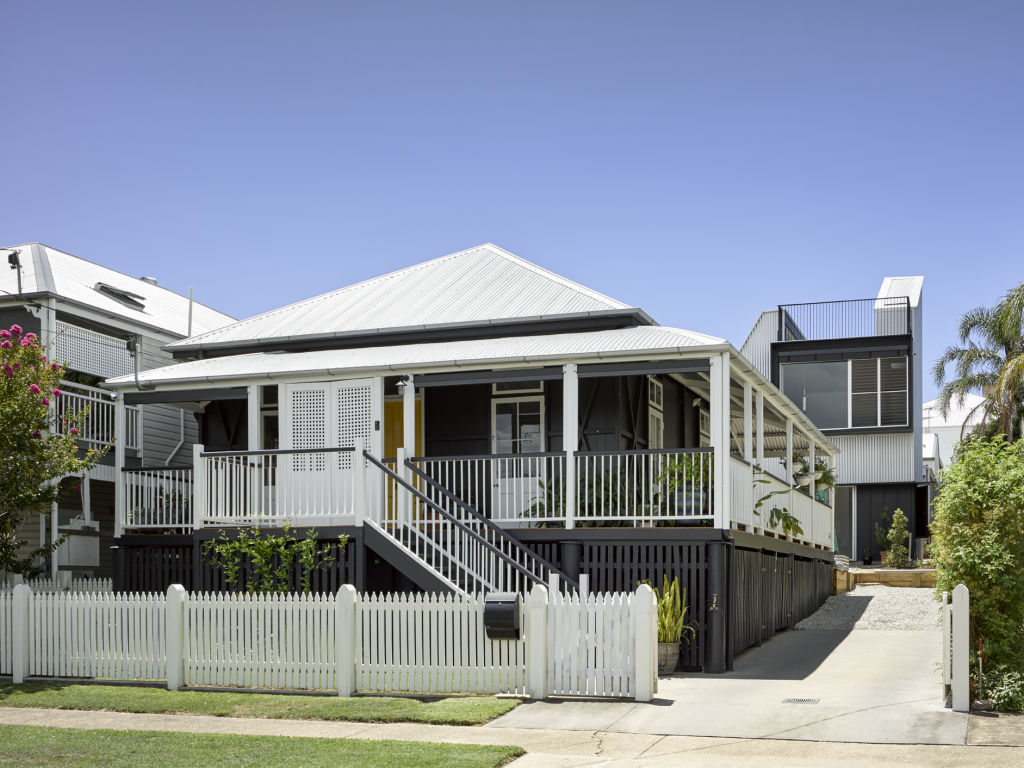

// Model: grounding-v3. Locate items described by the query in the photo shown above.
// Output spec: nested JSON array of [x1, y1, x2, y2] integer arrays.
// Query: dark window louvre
[[880, 391, 907, 426], [851, 393, 876, 427], [880, 357, 907, 392], [850, 359, 877, 394]]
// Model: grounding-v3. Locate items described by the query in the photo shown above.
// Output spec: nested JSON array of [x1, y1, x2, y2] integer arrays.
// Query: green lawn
[[0, 724, 524, 768], [0, 684, 520, 725]]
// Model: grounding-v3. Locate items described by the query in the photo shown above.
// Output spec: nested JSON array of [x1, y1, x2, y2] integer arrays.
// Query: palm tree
[[932, 281, 1024, 441]]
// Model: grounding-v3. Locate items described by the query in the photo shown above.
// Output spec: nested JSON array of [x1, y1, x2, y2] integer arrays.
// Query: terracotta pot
[[657, 641, 680, 676]]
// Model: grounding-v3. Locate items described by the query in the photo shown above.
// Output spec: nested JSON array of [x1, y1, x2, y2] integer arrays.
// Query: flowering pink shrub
[[1, 322, 104, 575]]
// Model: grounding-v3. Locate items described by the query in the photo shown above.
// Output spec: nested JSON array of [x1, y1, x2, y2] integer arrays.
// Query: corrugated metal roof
[[109, 325, 726, 388], [878, 276, 923, 307], [167, 243, 636, 351], [0, 243, 235, 337]]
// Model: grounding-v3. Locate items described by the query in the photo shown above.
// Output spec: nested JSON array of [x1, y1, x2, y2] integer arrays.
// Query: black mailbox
[[483, 592, 521, 640]]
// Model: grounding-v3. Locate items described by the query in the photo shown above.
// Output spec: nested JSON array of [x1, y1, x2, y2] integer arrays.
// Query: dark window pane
[[851, 393, 877, 427], [781, 361, 847, 429], [881, 391, 907, 426], [851, 358, 877, 394]]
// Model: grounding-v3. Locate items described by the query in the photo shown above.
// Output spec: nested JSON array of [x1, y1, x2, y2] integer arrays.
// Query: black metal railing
[[777, 296, 911, 342]]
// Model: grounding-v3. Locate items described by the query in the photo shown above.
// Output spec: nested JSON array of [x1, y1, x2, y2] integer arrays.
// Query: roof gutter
[[163, 307, 657, 356]]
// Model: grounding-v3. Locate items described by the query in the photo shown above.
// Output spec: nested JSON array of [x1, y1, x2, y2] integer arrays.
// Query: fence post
[[166, 584, 187, 690], [336, 584, 358, 696], [634, 582, 656, 702], [527, 584, 548, 700], [952, 583, 970, 713], [11, 584, 31, 683], [192, 444, 207, 529], [941, 591, 951, 699]]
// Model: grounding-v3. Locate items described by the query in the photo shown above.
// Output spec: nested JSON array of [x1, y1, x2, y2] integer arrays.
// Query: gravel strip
[[794, 585, 941, 631]]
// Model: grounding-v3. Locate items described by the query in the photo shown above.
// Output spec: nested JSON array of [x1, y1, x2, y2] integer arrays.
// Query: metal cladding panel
[[1, 243, 235, 337], [831, 432, 915, 484], [168, 244, 634, 350], [739, 310, 777, 380], [108, 325, 727, 387], [877, 276, 923, 308]]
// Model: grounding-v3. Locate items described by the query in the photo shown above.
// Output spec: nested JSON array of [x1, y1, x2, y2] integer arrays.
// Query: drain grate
[[782, 698, 820, 704]]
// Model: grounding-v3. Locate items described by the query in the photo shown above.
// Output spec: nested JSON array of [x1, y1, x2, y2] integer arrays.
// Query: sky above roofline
[[4, 1, 1022, 400]]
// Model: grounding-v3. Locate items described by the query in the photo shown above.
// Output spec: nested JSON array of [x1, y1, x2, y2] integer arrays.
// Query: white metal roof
[[109, 325, 726, 388], [878, 275, 923, 308], [0, 243, 235, 337], [167, 243, 639, 352]]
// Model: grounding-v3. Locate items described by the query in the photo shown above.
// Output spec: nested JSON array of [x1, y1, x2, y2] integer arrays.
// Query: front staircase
[[363, 452, 577, 596]]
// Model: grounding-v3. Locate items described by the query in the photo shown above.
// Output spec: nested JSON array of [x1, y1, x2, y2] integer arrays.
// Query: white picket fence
[[942, 584, 970, 713], [3, 583, 657, 701], [5, 576, 114, 594]]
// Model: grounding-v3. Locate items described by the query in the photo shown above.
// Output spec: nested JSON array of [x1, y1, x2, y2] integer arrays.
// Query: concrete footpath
[[1, 706, 1023, 768]]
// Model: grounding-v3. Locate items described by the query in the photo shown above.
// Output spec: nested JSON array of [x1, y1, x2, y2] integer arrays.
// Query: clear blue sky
[[5, 2, 1023, 399]]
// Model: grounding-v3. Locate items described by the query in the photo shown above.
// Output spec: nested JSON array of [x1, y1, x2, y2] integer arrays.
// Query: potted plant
[[648, 575, 695, 676], [793, 454, 836, 489], [862, 548, 872, 566]]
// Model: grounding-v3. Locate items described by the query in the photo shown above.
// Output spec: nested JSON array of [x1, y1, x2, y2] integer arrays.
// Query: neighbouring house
[[741, 277, 925, 564], [922, 392, 986, 470], [0, 243, 235, 580], [104, 243, 838, 672]]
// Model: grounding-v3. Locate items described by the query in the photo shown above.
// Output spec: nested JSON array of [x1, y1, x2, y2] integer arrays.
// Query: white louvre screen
[[335, 383, 373, 470], [53, 321, 133, 378]]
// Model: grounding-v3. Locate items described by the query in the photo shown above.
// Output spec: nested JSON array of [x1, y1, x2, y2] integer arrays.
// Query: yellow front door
[[383, 399, 423, 458]]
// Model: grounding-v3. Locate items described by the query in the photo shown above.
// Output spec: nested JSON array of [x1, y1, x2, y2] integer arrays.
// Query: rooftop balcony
[[777, 296, 911, 343]]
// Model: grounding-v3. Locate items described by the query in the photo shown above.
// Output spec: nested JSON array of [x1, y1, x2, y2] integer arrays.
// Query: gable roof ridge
[[173, 243, 630, 347], [479, 243, 628, 309]]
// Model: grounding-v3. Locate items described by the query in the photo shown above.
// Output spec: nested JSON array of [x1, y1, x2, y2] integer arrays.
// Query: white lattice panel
[[336, 383, 372, 470], [53, 321, 133, 378], [289, 387, 327, 471]]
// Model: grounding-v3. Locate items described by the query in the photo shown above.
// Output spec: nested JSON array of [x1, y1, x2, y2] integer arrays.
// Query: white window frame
[[490, 395, 546, 454], [846, 357, 908, 429], [648, 376, 664, 449]]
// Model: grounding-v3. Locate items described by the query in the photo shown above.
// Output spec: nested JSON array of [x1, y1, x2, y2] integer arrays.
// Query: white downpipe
[[114, 393, 127, 539]]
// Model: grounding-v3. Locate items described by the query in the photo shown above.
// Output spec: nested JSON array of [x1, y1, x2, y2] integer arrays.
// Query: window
[[781, 357, 908, 430], [780, 361, 848, 429], [648, 376, 664, 449], [491, 397, 545, 454]]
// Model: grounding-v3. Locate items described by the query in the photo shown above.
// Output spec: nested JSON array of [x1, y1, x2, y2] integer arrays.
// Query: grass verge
[[0, 724, 524, 768], [0, 683, 519, 725]]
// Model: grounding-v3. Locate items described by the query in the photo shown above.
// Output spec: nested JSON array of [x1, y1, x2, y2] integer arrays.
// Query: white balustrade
[[54, 380, 140, 451], [198, 447, 357, 527], [575, 449, 714, 525], [412, 453, 566, 525], [124, 466, 194, 530]]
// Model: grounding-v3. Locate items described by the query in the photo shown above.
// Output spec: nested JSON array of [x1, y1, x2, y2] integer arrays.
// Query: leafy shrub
[[885, 508, 911, 568], [203, 526, 345, 593], [978, 666, 1024, 711], [931, 437, 1024, 672]]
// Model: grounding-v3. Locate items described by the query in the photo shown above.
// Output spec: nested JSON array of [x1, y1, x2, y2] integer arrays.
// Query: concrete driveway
[[490, 626, 968, 745]]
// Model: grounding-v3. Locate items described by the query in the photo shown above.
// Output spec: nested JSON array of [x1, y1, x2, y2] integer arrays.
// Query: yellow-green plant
[[648, 575, 696, 644]]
